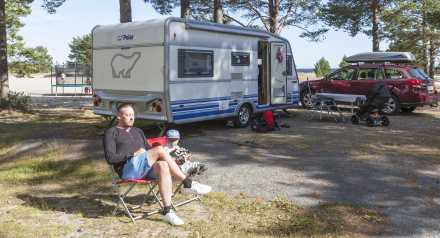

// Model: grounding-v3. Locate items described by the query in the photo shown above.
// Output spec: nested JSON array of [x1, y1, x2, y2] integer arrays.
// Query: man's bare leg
[[148, 146, 186, 181], [152, 161, 172, 206]]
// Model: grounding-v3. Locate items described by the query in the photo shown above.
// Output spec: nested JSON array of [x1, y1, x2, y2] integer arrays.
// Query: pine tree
[[68, 34, 91, 66], [320, 0, 396, 51], [314, 57, 331, 77], [384, 0, 440, 77], [1, 0, 66, 99], [339, 55, 350, 68], [228, 0, 327, 38]]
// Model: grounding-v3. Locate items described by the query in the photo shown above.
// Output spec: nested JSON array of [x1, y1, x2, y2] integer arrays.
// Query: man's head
[[117, 103, 135, 127]]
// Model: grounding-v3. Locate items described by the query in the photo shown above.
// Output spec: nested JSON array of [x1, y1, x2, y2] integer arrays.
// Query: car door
[[322, 67, 356, 93], [350, 68, 384, 95]]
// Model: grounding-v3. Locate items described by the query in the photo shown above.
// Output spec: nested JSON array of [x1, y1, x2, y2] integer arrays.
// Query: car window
[[409, 68, 431, 80], [384, 69, 404, 80], [328, 68, 356, 81], [357, 68, 376, 80], [357, 68, 384, 80]]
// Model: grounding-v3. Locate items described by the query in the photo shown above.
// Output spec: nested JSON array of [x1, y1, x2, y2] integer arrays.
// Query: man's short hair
[[117, 103, 134, 113]]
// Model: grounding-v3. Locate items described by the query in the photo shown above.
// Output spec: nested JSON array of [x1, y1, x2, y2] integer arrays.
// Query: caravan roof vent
[[345, 52, 416, 63]]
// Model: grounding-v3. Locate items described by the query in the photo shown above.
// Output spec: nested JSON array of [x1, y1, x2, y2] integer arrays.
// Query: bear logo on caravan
[[111, 52, 141, 79]]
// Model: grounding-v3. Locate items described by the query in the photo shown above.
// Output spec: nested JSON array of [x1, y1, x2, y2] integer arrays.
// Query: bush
[[0, 91, 32, 112]]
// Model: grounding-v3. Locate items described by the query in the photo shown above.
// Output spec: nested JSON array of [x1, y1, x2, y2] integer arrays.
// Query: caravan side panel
[[166, 21, 259, 123], [93, 47, 164, 92]]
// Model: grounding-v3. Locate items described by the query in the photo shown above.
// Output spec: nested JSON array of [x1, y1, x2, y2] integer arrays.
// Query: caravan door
[[270, 42, 287, 104]]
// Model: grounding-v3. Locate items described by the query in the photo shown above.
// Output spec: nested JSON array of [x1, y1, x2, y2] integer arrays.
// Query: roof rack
[[346, 52, 416, 64]]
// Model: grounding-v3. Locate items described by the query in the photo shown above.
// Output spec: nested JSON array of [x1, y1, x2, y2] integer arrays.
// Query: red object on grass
[[146, 136, 168, 147], [262, 111, 275, 129]]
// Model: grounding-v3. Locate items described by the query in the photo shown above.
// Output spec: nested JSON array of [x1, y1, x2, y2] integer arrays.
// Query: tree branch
[[223, 14, 246, 27], [245, 1, 270, 32]]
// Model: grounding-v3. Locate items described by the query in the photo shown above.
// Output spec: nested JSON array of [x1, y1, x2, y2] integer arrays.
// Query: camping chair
[[110, 136, 201, 223]]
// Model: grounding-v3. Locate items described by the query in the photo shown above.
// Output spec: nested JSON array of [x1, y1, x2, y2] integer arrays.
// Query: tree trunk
[[214, 0, 223, 23], [119, 0, 132, 23], [371, 0, 380, 52], [268, 0, 280, 34], [421, 11, 429, 73], [428, 37, 437, 78], [0, 0, 8, 99], [181, 0, 190, 19]]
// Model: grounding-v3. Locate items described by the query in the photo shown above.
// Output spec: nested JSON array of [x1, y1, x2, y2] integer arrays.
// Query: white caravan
[[92, 17, 300, 126]]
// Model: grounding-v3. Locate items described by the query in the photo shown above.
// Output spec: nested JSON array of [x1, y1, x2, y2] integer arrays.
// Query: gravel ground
[[176, 108, 440, 238], [24, 96, 440, 237]]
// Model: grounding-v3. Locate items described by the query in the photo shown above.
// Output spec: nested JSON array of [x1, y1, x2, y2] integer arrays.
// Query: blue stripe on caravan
[[171, 96, 231, 105], [172, 103, 219, 112], [173, 108, 219, 116], [243, 94, 257, 99], [173, 109, 235, 120]]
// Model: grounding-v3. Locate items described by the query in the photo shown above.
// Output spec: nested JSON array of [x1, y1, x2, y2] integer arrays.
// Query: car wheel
[[234, 104, 252, 128], [300, 90, 314, 109], [401, 106, 416, 113], [382, 95, 401, 115]]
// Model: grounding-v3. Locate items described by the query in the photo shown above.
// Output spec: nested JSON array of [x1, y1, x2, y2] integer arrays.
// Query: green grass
[[187, 193, 387, 238], [0, 206, 74, 238]]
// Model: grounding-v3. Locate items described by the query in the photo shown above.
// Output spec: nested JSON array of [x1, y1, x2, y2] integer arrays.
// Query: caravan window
[[286, 55, 293, 76], [231, 52, 250, 66], [178, 49, 214, 78]]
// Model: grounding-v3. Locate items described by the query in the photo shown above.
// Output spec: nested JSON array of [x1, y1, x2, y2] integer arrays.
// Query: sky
[[19, 0, 378, 68]]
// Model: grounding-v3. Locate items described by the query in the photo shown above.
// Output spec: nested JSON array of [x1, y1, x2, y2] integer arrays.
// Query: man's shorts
[[122, 151, 157, 180]]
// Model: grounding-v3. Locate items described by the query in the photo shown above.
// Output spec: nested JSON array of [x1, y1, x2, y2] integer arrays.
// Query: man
[[103, 103, 212, 226]]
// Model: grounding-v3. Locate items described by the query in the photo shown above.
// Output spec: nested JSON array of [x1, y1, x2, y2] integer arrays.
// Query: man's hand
[[133, 148, 146, 157]]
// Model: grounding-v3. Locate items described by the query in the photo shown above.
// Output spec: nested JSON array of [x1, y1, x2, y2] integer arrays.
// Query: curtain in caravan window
[[231, 52, 250, 66], [286, 55, 293, 76], [178, 49, 214, 78]]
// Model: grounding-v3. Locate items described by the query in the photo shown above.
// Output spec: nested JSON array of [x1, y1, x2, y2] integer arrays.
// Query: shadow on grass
[[16, 194, 117, 219]]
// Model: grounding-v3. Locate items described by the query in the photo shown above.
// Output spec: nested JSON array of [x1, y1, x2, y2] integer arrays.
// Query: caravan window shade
[[178, 49, 214, 78], [286, 55, 293, 76], [231, 52, 250, 66]]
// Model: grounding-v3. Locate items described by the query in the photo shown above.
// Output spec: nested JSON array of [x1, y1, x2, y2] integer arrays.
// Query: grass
[[0, 107, 403, 237], [186, 193, 387, 238]]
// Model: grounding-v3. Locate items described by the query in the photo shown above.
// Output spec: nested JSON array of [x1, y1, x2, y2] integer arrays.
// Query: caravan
[[92, 17, 300, 126]]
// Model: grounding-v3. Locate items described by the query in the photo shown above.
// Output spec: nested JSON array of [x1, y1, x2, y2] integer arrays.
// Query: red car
[[300, 53, 438, 114]]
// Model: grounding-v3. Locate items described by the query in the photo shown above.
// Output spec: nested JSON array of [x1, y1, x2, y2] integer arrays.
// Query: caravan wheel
[[234, 104, 252, 128]]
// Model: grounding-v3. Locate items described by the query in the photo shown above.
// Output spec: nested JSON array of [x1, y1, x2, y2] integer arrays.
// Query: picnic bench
[[308, 93, 367, 122]]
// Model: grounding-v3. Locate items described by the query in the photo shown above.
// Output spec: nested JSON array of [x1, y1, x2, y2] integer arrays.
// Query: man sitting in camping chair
[[103, 103, 212, 226]]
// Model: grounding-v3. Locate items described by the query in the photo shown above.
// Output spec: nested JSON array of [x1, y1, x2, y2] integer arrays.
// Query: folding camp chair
[[110, 136, 201, 223]]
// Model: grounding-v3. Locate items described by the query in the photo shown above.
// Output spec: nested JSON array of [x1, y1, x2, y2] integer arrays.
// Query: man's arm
[[137, 128, 149, 149], [103, 129, 133, 164]]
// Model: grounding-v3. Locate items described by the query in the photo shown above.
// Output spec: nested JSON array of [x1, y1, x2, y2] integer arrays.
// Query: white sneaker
[[181, 161, 208, 176], [163, 211, 184, 226], [181, 181, 212, 195]]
